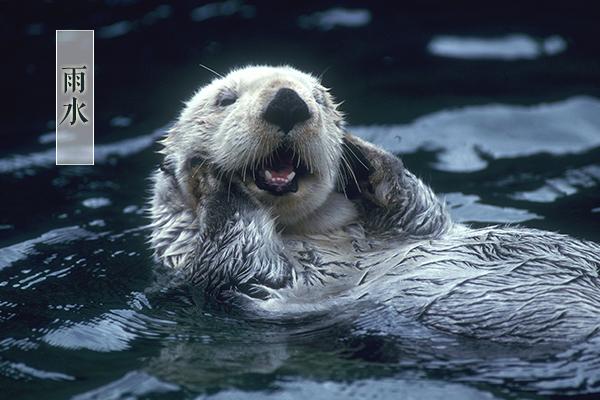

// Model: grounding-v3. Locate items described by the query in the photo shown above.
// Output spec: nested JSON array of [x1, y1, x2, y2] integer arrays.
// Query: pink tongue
[[268, 165, 294, 179]]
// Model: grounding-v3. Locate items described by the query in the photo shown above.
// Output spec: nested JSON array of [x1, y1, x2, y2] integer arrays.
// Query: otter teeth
[[264, 169, 296, 183]]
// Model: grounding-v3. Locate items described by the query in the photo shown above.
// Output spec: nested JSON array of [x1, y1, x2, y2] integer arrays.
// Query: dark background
[[1, 3, 600, 399], [4, 0, 600, 151]]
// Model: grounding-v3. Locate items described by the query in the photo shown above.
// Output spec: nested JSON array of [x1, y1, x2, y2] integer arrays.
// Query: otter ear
[[158, 153, 211, 205], [159, 153, 178, 183], [158, 153, 206, 181], [337, 133, 374, 198]]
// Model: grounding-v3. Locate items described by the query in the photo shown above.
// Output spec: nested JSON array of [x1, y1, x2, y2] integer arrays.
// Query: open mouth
[[253, 147, 308, 196]]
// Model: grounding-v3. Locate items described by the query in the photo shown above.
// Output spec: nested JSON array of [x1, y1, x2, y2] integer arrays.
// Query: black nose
[[263, 88, 311, 134]]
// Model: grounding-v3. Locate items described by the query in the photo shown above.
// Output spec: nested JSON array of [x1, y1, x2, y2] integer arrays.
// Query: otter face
[[167, 66, 347, 228]]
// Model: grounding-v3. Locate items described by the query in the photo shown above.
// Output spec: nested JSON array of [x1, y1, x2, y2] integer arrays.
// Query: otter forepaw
[[339, 133, 405, 208], [365, 155, 405, 208]]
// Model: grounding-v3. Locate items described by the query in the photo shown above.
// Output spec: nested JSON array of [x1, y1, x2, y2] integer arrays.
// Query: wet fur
[[149, 66, 600, 344]]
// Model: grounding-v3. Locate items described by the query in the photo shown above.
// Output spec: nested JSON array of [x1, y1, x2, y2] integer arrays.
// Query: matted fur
[[149, 65, 600, 344]]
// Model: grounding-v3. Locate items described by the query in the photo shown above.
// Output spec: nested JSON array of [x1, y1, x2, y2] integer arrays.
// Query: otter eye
[[218, 96, 237, 107], [216, 91, 238, 107]]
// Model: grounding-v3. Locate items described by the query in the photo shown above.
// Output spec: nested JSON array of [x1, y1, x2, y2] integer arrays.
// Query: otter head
[[163, 65, 359, 231]]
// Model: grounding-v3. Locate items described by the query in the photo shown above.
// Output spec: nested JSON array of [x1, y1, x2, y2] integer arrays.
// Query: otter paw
[[340, 133, 404, 208], [366, 152, 405, 208]]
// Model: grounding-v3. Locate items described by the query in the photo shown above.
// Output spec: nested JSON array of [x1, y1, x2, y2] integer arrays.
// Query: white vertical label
[[56, 30, 94, 165]]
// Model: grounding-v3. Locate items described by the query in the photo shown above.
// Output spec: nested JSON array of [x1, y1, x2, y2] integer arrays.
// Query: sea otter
[[149, 65, 600, 344]]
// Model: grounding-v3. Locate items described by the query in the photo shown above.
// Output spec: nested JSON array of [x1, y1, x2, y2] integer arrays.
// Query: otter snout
[[263, 88, 311, 134]]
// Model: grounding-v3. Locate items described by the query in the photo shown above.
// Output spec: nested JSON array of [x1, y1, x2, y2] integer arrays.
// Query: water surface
[[4, 2, 600, 399]]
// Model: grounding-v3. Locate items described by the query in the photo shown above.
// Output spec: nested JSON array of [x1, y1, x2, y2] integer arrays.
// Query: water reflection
[[512, 164, 600, 203], [352, 96, 600, 172], [444, 192, 540, 223], [97, 5, 172, 39], [190, 1, 255, 22], [298, 8, 372, 30], [428, 34, 567, 60], [71, 371, 178, 400], [0, 95, 598, 398]]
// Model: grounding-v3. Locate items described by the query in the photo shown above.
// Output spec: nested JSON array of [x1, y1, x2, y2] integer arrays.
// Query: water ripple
[[353, 96, 600, 172]]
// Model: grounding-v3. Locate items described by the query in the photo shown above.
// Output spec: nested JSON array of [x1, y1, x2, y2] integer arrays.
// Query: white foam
[[444, 192, 540, 223], [190, 0, 255, 22], [298, 8, 371, 30], [352, 96, 600, 172], [428, 34, 567, 60]]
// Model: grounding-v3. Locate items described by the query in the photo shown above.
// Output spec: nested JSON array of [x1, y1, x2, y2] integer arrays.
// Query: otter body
[[149, 66, 600, 343]]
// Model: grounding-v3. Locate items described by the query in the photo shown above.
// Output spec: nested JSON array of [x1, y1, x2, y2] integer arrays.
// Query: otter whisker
[[241, 139, 256, 182], [342, 140, 370, 171], [215, 163, 229, 184], [198, 63, 225, 79], [250, 137, 262, 180], [291, 147, 300, 169], [317, 65, 332, 83], [299, 145, 311, 174], [303, 143, 316, 175], [336, 155, 350, 188], [340, 152, 361, 194], [336, 164, 350, 199]]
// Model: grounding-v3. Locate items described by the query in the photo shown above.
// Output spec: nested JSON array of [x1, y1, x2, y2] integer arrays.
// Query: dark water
[[3, 2, 600, 399]]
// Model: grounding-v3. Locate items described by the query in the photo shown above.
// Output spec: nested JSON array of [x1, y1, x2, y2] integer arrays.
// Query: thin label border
[[55, 29, 95, 166]]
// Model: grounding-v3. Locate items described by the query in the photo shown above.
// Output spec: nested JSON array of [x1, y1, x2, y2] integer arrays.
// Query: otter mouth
[[254, 148, 308, 196]]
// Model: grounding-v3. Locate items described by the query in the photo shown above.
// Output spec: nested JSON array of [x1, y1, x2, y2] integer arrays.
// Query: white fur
[[149, 65, 600, 347], [160, 65, 348, 234]]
